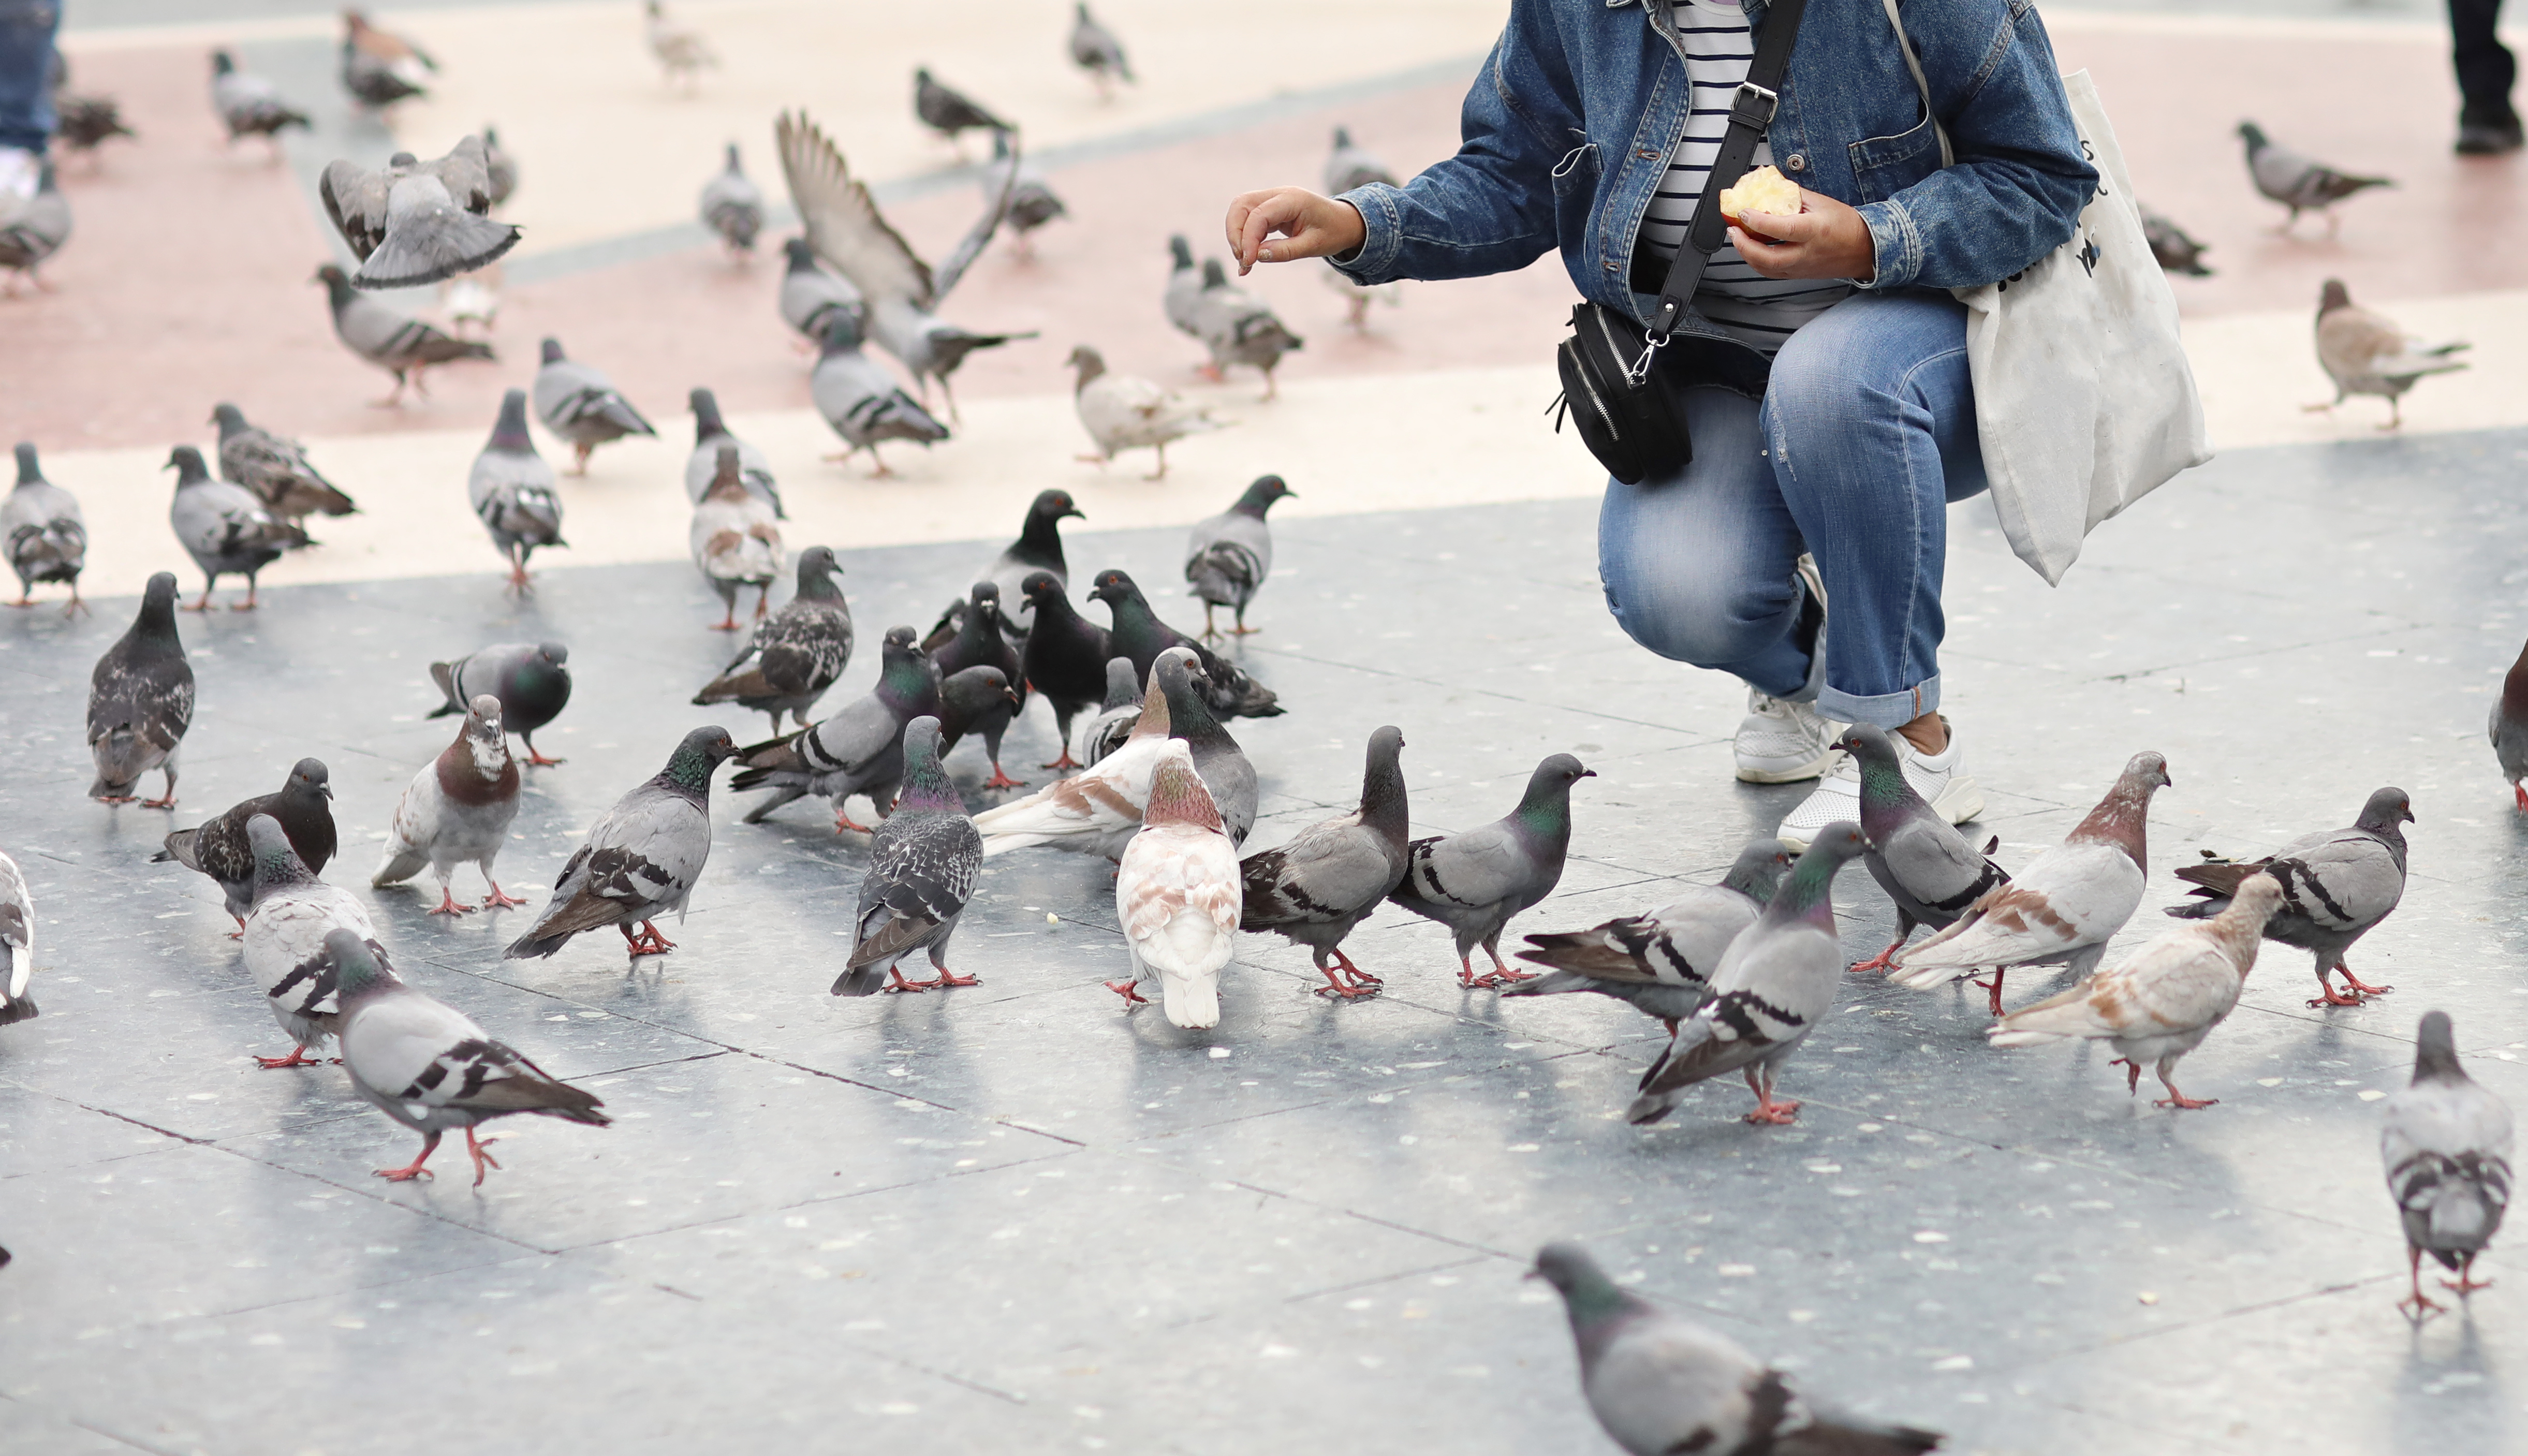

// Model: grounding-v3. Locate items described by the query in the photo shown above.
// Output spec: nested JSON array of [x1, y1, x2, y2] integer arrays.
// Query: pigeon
[[1508, 838, 1794, 1036], [1067, 345, 1226, 480], [1163, 235, 1205, 339], [693, 546, 854, 732], [2167, 786, 2413, 1009], [4, 442, 86, 614], [1239, 725, 1412, 999], [810, 310, 948, 476], [1838, 724, 2008, 975], [167, 445, 307, 612], [315, 263, 495, 406], [209, 50, 309, 153], [481, 125, 517, 206], [0, 848, 36, 1028], [645, 0, 717, 88], [1193, 259, 1304, 399], [1531, 1242, 1945, 1456], [506, 727, 741, 961], [152, 758, 336, 929], [210, 404, 355, 521], [1068, 4, 1134, 97], [0, 158, 69, 295], [1069, 656, 1144, 769], [1110, 743, 1243, 1027], [2238, 120, 2389, 234], [1150, 645, 1257, 845], [2383, 1011, 2515, 1319], [86, 573, 194, 807], [1184, 474, 1293, 639], [336, 931, 611, 1185], [834, 718, 984, 996], [2141, 204, 2211, 276], [928, 582, 1026, 789], [1019, 569, 1115, 767], [684, 387, 782, 517], [1892, 753, 2171, 1016], [983, 130, 1065, 259], [50, 89, 134, 164], [1628, 823, 1870, 1126], [936, 666, 1023, 762], [429, 641, 573, 767], [775, 110, 1029, 421], [373, 695, 524, 915], [1388, 754, 1594, 988], [319, 137, 518, 289], [690, 445, 784, 631], [913, 67, 1012, 151], [1323, 125, 1399, 196], [971, 673, 1169, 859], [1990, 873, 2283, 1111], [730, 626, 940, 831], [238, 816, 378, 1068], [779, 236, 865, 345], [534, 338, 655, 475], [2493, 636, 2528, 811], [980, 488, 1082, 638], [340, 9, 434, 108], [2309, 280, 2470, 431], [1086, 568, 1282, 719], [699, 143, 763, 255], [469, 389, 565, 593]]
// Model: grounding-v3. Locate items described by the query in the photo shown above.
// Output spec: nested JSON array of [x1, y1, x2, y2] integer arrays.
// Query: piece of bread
[[1717, 165, 1802, 223]]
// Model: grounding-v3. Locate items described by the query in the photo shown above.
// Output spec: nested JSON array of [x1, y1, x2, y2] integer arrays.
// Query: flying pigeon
[[2238, 120, 2389, 234], [1149, 646, 1256, 845], [691, 444, 784, 631], [1183, 474, 1292, 639], [210, 404, 355, 520], [1238, 725, 1411, 999], [481, 126, 517, 206], [469, 389, 565, 593], [928, 581, 1027, 789], [1990, 873, 2283, 1110], [429, 641, 572, 767], [1628, 823, 1869, 1126], [340, 9, 434, 108], [1531, 1242, 1944, 1456], [2493, 636, 2528, 811], [730, 625, 940, 831], [686, 388, 783, 517], [1838, 724, 2008, 974], [1068, 4, 1134, 97], [4, 441, 86, 614], [1019, 569, 1115, 767], [534, 338, 655, 475], [86, 572, 193, 807], [779, 236, 864, 346], [645, 0, 717, 89], [1892, 752, 2171, 1016], [506, 727, 740, 961], [168, 445, 307, 612], [1110, 742, 1243, 1027], [319, 136, 519, 289], [1163, 236, 1205, 339], [811, 310, 948, 477], [937, 666, 1023, 763], [2141, 204, 2211, 276], [978, 488, 1082, 639], [1193, 259, 1303, 399], [983, 130, 1066, 259], [913, 67, 1012, 150], [1086, 568, 1282, 719], [237, 814, 376, 1067], [700, 143, 763, 255], [0, 159, 69, 295], [834, 718, 983, 995], [336, 930, 610, 1185], [2167, 786, 2412, 1008], [1068, 345, 1226, 479], [693, 546, 854, 731], [1508, 838, 1793, 1036], [971, 672, 1169, 859], [2309, 279, 2469, 431], [315, 263, 495, 406], [1068, 656, 1144, 769], [2383, 1010, 2515, 1319], [209, 50, 308, 155], [1388, 754, 1593, 988], [373, 695, 524, 915], [0, 848, 36, 1027], [153, 758, 336, 930]]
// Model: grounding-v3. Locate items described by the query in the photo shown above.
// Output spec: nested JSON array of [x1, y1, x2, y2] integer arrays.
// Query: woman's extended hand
[[1728, 188, 1878, 282], [1225, 187, 1368, 274]]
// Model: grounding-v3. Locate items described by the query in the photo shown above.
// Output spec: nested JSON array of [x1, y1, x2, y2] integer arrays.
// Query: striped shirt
[[1636, 0, 1851, 354]]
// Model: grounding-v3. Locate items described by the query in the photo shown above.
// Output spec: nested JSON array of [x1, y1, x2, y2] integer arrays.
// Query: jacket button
[[1784, 153, 1807, 172]]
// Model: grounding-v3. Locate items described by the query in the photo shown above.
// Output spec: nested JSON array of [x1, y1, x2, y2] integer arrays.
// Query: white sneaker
[[1775, 717, 1985, 851], [0, 148, 37, 204], [1733, 689, 1844, 784]]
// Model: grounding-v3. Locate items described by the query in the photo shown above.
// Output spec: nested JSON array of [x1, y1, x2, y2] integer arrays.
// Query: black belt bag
[[1553, 0, 1808, 485]]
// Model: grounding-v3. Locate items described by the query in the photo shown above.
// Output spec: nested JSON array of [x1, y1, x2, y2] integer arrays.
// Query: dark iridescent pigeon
[[730, 626, 940, 831], [2492, 636, 2528, 811], [240, 814, 376, 1068], [1183, 473, 1291, 640], [505, 727, 740, 961], [1388, 754, 1593, 988], [1020, 570, 1114, 768], [835, 718, 983, 996], [2168, 786, 2412, 1008], [1839, 724, 2006, 974], [86, 572, 194, 807], [1508, 838, 1792, 1035], [1086, 568, 1281, 720], [929, 581, 1026, 789], [693, 547, 853, 731], [2383, 1010, 2515, 1319], [1238, 726, 1409, 999], [430, 640, 571, 766], [983, 489, 1083, 638], [153, 758, 336, 928], [937, 666, 1023, 762]]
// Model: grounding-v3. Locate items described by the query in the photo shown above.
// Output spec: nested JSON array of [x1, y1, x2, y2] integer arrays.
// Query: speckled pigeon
[[168, 445, 307, 611], [154, 758, 336, 929], [372, 695, 523, 915], [211, 405, 355, 520], [929, 581, 1027, 789], [4, 441, 85, 614], [1019, 569, 1114, 768], [0, 849, 35, 1027], [1151, 646, 1255, 846], [86, 572, 193, 807], [1508, 838, 1792, 1036], [533, 337, 655, 475], [505, 727, 740, 961], [1087, 568, 1281, 719], [730, 626, 939, 832], [239, 814, 379, 1068], [1840, 724, 2007, 974], [316, 264, 495, 407], [971, 673, 1168, 859], [2168, 786, 2412, 1008], [2496, 637, 2528, 811], [835, 718, 982, 996], [430, 640, 571, 767], [1389, 754, 1592, 989], [686, 387, 783, 516], [1069, 656, 1144, 769], [1184, 474, 1292, 640], [693, 546, 854, 731], [2383, 1010, 2515, 1319], [469, 390, 565, 594], [1110, 743, 1242, 1027], [1239, 725, 1410, 999]]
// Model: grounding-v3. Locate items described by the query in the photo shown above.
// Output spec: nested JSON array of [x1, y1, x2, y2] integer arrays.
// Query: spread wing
[[929, 131, 1021, 302], [775, 110, 932, 308], [319, 159, 392, 259]]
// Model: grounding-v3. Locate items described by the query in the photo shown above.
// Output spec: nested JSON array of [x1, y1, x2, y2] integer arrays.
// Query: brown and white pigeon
[[693, 547, 853, 731], [1149, 647, 1256, 846], [1110, 742, 1243, 1027], [2167, 787, 2412, 1008], [2238, 121, 2389, 234], [2310, 280, 2468, 430], [153, 758, 336, 929], [372, 696, 524, 915], [689, 444, 783, 631], [1387, 754, 1594, 988], [505, 727, 740, 961], [2494, 636, 2528, 812], [1508, 838, 1792, 1037], [1067, 345, 1226, 480], [2383, 1010, 2515, 1319], [239, 815, 378, 1068], [972, 672, 1169, 859], [86, 572, 194, 807], [834, 718, 982, 996], [340, 9, 434, 108], [1840, 724, 2007, 974], [1238, 726, 1410, 999]]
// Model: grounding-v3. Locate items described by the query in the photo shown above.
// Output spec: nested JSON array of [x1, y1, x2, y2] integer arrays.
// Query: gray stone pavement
[[6, 424, 2528, 1454]]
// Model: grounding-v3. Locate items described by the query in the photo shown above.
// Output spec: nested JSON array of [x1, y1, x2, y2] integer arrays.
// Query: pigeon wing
[[775, 110, 933, 308]]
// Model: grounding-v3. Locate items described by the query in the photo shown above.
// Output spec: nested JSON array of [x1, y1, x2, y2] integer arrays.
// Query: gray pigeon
[[811, 309, 949, 476], [1086, 568, 1282, 720], [340, 10, 432, 108], [319, 136, 518, 289], [481, 126, 517, 205], [2141, 204, 2211, 277], [1508, 838, 1794, 1035], [913, 67, 1011, 148], [693, 546, 854, 731], [209, 50, 308, 154], [1628, 824, 1870, 1126], [983, 130, 1065, 257], [700, 142, 764, 255], [1163, 236, 1204, 340], [372, 695, 525, 915], [470, 389, 565, 593], [1193, 257, 1302, 398], [686, 387, 783, 516], [1068, 656, 1144, 769], [238, 814, 376, 1067], [1839, 724, 2007, 974], [1238, 726, 1410, 999], [505, 727, 741, 961], [2493, 636, 2528, 811], [86, 572, 194, 807], [1531, 1243, 1944, 1456], [1388, 754, 1593, 988], [2384, 1010, 2515, 1319], [334, 929, 610, 1186], [168, 445, 307, 612], [429, 641, 572, 766], [1322, 125, 1398, 195], [1068, 4, 1133, 96], [534, 338, 655, 475], [835, 718, 984, 995], [1183, 473, 1292, 639], [928, 581, 1027, 789], [1151, 645, 1256, 846], [2238, 120, 2389, 234], [153, 758, 337, 928], [4, 442, 85, 614], [0, 159, 69, 294], [730, 626, 941, 831], [211, 404, 355, 520], [316, 263, 494, 406], [2312, 279, 2469, 431], [2169, 786, 2413, 1008], [778, 236, 864, 344], [1, 848, 36, 1027]]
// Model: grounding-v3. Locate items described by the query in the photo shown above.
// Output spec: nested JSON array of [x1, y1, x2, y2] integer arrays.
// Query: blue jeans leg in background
[[0, 0, 60, 154]]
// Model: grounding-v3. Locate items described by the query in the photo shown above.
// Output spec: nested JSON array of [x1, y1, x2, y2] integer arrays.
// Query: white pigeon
[[2383, 1010, 2515, 1319], [1111, 743, 1243, 1028], [1891, 751, 2172, 1014], [1066, 345, 1225, 481], [1989, 873, 2283, 1110], [240, 814, 381, 1069], [973, 673, 1169, 859], [1066, 656, 1143, 769], [689, 444, 783, 630], [644, 0, 716, 88], [371, 695, 524, 916], [0, 848, 35, 1027]]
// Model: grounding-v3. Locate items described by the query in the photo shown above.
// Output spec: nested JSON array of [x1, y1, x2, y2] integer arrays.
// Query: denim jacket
[[1333, 0, 2095, 379]]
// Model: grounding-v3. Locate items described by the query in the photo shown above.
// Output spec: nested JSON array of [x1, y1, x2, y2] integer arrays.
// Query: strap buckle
[[1729, 81, 1779, 128], [1625, 332, 1667, 386]]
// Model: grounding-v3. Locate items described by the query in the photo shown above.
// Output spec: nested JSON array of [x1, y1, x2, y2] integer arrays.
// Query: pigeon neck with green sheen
[[793, 554, 844, 604], [1157, 664, 1229, 749], [895, 732, 961, 813], [1549, 1260, 1645, 1367], [1510, 772, 1576, 845], [658, 741, 722, 799], [249, 841, 315, 900], [877, 642, 938, 713], [12, 443, 38, 488], [1847, 741, 1922, 838], [1359, 734, 1410, 846], [1231, 476, 1287, 519], [1765, 844, 1852, 929], [329, 936, 399, 1006]]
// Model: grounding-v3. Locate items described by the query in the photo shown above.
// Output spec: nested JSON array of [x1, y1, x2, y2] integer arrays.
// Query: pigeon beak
[[1579, 769, 1597, 778], [320, 783, 334, 801], [1064, 508, 1086, 521]]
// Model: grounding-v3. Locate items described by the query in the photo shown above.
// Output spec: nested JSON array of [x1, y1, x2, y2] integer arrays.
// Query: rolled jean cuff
[[1818, 675, 1938, 730]]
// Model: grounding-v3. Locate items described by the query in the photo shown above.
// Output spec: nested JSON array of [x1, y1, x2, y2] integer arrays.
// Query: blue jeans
[[0, 0, 58, 153], [1597, 289, 1987, 730]]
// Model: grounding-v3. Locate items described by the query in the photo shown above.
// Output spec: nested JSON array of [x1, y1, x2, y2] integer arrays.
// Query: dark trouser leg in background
[[2450, 0, 2522, 150]]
